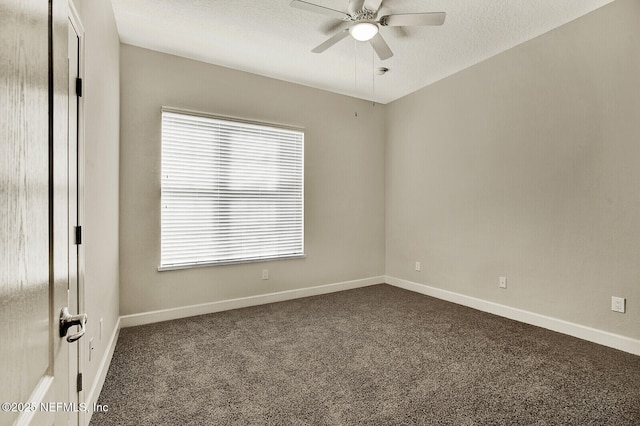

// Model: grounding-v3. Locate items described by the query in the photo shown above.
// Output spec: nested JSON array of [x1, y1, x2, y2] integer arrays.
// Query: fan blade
[[348, 0, 364, 15], [369, 33, 393, 60], [363, 0, 383, 13], [290, 0, 349, 20], [380, 12, 446, 27], [311, 29, 350, 53], [321, 19, 348, 35]]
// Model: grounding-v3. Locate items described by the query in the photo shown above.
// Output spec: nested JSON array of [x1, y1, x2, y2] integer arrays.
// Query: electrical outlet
[[89, 338, 95, 362], [415, 262, 421, 272], [611, 296, 626, 313], [499, 276, 507, 289], [262, 269, 269, 280]]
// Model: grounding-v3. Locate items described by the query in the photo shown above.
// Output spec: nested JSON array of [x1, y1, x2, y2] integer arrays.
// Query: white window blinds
[[160, 109, 304, 270]]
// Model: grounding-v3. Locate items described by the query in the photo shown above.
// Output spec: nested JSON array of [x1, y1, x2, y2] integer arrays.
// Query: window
[[160, 108, 304, 270]]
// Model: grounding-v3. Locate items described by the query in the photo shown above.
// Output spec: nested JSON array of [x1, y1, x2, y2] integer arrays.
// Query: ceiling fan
[[290, 0, 446, 60]]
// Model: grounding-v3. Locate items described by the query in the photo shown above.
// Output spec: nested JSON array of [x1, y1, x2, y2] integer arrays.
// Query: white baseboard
[[386, 275, 640, 356], [120, 276, 385, 328], [85, 317, 120, 425]]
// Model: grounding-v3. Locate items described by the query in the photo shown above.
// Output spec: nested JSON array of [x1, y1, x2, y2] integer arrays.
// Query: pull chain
[[371, 47, 375, 103]]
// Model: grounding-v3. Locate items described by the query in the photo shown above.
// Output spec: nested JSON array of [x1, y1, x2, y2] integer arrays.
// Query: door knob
[[59, 307, 88, 343]]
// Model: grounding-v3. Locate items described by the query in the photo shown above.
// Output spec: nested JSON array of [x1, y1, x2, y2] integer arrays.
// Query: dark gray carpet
[[90, 284, 640, 425]]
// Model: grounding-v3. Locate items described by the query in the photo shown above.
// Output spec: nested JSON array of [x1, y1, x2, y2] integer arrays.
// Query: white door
[[0, 0, 83, 424]]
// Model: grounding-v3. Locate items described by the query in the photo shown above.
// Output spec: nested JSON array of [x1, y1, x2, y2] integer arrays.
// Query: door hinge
[[76, 77, 83, 97], [77, 373, 83, 392], [75, 226, 82, 245]]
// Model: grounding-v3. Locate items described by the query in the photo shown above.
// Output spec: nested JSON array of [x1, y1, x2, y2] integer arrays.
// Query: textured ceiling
[[110, 0, 613, 104]]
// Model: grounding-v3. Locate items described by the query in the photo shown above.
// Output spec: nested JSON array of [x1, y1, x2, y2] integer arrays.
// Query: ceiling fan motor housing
[[350, 9, 378, 21]]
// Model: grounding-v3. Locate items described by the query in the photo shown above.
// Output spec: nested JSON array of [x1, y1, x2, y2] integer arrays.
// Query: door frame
[[68, 2, 86, 425]]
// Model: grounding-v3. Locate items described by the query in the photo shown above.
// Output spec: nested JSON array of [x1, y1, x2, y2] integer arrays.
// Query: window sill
[[157, 254, 306, 271]]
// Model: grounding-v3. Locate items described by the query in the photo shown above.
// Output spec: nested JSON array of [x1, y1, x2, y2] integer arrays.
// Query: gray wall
[[119, 44, 386, 315], [385, 0, 640, 339], [72, 0, 121, 399]]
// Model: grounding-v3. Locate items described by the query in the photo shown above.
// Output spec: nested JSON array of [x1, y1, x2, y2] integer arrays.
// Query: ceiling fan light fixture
[[350, 22, 379, 41]]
